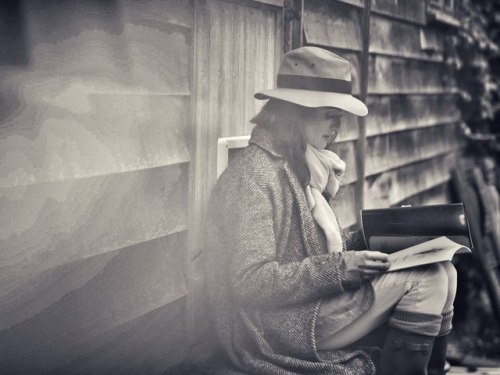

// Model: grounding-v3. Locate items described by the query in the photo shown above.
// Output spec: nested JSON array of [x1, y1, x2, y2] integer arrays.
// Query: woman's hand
[[354, 251, 391, 276], [341, 251, 391, 287]]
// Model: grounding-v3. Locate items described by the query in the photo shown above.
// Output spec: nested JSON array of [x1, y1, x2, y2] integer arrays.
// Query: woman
[[205, 47, 456, 375]]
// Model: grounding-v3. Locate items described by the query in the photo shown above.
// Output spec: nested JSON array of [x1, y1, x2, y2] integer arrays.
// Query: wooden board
[[50, 297, 188, 375], [304, 0, 362, 51], [368, 55, 456, 94], [332, 182, 358, 229], [4, 1, 192, 94], [397, 183, 451, 208], [190, 0, 282, 249], [189, 0, 283, 358], [0, 163, 188, 296], [330, 0, 426, 24], [370, 15, 444, 61], [305, 3, 443, 61], [0, 244, 187, 374], [0, 2, 195, 374], [366, 94, 460, 136], [364, 152, 457, 209], [0, 94, 190, 187], [123, 0, 195, 28], [372, 0, 426, 25], [365, 123, 461, 176]]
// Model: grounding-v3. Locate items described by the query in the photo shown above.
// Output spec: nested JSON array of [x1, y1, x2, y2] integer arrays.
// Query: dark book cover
[[361, 203, 473, 254]]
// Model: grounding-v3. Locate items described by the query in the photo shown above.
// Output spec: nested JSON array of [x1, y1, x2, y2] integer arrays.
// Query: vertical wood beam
[[284, 0, 303, 52], [355, 0, 373, 219], [187, 0, 214, 362]]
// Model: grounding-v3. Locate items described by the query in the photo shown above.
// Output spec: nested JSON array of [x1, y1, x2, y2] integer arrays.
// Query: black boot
[[428, 335, 448, 375], [378, 327, 435, 375]]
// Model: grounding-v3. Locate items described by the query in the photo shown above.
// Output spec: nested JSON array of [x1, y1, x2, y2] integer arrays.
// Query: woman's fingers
[[356, 251, 390, 271], [359, 259, 391, 271], [367, 251, 390, 262]]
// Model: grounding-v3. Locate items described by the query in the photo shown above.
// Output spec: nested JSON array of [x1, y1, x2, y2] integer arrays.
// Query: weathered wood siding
[[0, 1, 192, 373], [304, 0, 461, 228], [189, 0, 283, 353]]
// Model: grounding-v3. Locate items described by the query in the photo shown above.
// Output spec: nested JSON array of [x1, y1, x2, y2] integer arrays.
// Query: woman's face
[[299, 107, 343, 149]]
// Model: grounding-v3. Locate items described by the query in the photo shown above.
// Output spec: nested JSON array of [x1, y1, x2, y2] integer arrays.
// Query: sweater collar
[[248, 125, 284, 159]]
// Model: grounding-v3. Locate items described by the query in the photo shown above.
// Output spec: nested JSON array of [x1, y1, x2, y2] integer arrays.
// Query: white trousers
[[316, 261, 457, 351]]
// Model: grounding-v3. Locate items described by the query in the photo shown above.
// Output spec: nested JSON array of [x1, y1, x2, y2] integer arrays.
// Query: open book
[[383, 236, 471, 272], [361, 203, 473, 272]]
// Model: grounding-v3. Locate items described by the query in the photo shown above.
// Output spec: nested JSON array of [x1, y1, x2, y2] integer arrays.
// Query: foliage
[[451, 0, 500, 135]]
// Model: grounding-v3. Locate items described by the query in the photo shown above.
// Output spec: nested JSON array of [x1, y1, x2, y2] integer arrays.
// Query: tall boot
[[378, 327, 435, 375], [428, 335, 449, 375]]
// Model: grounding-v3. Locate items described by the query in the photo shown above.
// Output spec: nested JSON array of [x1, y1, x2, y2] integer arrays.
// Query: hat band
[[277, 74, 352, 94]]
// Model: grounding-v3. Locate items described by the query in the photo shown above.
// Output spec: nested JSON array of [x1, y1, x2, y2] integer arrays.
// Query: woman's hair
[[250, 99, 310, 187]]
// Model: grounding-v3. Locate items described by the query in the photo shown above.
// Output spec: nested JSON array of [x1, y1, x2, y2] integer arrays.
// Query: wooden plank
[[364, 152, 456, 209], [369, 15, 444, 61], [0, 231, 187, 331], [335, 0, 364, 8], [0, 95, 190, 187], [372, 0, 426, 25], [334, 0, 427, 24], [365, 124, 462, 176], [303, 0, 362, 51], [123, 20, 192, 94], [397, 182, 451, 207], [354, 0, 372, 214], [332, 182, 358, 229], [188, 0, 212, 358], [188, 0, 282, 355], [368, 55, 456, 94], [0, 234, 187, 374], [15, 2, 191, 94], [366, 94, 460, 136], [254, 0, 285, 6], [124, 0, 195, 28], [51, 297, 188, 375], [0, 163, 188, 296], [336, 112, 360, 142], [190, 0, 282, 257]]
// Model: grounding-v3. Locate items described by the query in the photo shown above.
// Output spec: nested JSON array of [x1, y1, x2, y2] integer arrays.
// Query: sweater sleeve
[[229, 176, 357, 309], [343, 227, 368, 250]]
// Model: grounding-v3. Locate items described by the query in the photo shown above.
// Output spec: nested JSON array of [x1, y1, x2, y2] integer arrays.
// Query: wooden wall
[[303, 0, 462, 228], [0, 1, 193, 373], [189, 0, 283, 354], [0, 0, 465, 372]]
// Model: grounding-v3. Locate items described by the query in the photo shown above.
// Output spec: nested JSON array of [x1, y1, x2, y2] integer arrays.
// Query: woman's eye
[[326, 114, 342, 121]]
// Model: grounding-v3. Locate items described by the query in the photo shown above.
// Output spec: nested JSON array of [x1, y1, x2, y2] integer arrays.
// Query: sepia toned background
[[0, 0, 498, 374]]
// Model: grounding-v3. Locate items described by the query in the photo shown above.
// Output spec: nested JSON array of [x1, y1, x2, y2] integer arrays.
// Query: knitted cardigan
[[205, 126, 375, 374]]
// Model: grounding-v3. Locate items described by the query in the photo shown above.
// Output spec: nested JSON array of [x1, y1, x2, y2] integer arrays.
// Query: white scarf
[[304, 144, 346, 253]]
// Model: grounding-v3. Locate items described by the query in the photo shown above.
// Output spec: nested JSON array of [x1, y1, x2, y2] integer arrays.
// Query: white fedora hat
[[255, 47, 368, 116]]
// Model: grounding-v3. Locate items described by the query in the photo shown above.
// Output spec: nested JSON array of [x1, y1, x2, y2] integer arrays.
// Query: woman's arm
[[228, 176, 366, 309]]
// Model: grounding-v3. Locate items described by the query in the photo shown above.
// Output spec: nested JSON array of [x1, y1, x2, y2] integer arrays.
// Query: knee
[[438, 261, 458, 309], [422, 263, 449, 302], [439, 261, 457, 289]]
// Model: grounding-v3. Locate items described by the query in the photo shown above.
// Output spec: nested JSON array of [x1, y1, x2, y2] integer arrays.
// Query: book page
[[386, 236, 471, 272]]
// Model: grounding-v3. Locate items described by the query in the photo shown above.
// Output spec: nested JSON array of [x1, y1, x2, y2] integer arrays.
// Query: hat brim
[[255, 88, 368, 117]]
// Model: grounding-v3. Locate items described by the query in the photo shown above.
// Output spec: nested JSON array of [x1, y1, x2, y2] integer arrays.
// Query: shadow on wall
[[0, 1, 29, 66]]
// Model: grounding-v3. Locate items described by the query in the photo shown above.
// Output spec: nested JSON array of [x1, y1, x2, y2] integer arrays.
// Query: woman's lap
[[316, 262, 455, 351]]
